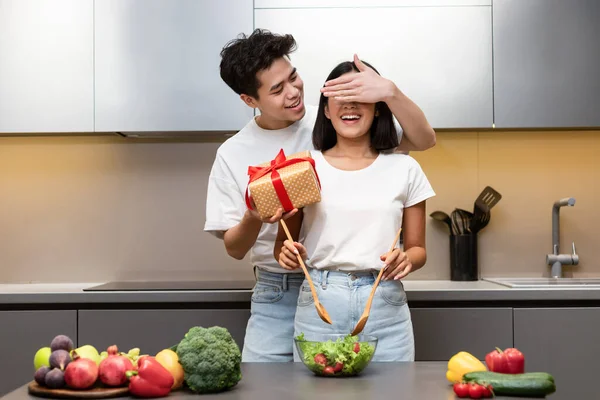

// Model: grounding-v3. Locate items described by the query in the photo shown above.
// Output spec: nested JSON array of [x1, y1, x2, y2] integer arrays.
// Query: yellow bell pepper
[[446, 351, 487, 383], [155, 349, 185, 390]]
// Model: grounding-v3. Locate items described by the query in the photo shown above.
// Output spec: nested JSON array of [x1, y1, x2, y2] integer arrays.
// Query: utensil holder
[[450, 234, 478, 281]]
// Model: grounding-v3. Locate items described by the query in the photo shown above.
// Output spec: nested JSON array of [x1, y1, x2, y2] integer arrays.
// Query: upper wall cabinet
[[493, 0, 600, 128], [0, 0, 94, 133], [255, 0, 491, 7], [254, 4, 493, 129], [94, 0, 254, 133]]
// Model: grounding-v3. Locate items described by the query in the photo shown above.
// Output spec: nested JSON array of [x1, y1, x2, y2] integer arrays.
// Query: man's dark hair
[[313, 61, 398, 152], [219, 29, 297, 99]]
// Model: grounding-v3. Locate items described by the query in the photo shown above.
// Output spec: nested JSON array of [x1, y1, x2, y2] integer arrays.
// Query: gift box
[[245, 149, 321, 219]]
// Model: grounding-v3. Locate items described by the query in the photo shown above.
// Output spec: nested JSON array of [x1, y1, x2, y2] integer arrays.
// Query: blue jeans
[[294, 269, 415, 362], [241, 267, 304, 362]]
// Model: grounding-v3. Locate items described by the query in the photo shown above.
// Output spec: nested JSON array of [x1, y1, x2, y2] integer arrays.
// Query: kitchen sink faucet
[[546, 197, 579, 278]]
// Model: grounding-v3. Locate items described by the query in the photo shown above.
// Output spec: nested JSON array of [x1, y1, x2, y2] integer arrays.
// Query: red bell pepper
[[485, 347, 525, 374], [126, 356, 174, 398]]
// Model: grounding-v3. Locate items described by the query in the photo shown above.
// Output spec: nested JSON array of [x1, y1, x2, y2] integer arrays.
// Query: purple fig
[[45, 368, 65, 389], [49, 349, 71, 370], [34, 366, 50, 386], [50, 335, 74, 352]]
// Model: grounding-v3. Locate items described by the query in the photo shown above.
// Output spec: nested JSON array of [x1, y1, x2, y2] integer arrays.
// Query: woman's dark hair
[[220, 29, 297, 99], [312, 61, 398, 152]]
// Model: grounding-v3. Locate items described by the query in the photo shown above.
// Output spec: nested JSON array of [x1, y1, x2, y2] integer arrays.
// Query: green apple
[[71, 345, 100, 365], [33, 347, 51, 371]]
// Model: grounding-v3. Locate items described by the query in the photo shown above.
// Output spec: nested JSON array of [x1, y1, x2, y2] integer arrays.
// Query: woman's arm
[[381, 201, 428, 280], [402, 200, 428, 271], [274, 209, 306, 270]]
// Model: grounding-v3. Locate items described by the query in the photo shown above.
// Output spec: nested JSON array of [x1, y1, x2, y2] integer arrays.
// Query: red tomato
[[322, 366, 335, 375], [353, 343, 360, 353], [481, 384, 493, 398], [453, 382, 470, 398], [469, 383, 484, 399], [314, 353, 327, 365], [333, 362, 343, 372]]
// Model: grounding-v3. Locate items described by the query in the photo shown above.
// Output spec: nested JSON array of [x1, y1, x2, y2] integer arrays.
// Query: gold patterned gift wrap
[[244, 149, 322, 219]]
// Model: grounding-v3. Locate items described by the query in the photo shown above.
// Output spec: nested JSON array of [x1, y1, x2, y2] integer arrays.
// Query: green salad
[[295, 333, 375, 376]]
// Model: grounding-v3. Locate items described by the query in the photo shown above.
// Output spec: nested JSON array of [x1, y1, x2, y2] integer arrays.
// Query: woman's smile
[[340, 113, 362, 125]]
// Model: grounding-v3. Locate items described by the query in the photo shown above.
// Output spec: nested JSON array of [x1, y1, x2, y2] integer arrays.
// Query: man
[[204, 29, 436, 362]]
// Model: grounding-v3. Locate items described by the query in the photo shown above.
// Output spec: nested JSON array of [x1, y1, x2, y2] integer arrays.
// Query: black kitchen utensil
[[474, 186, 502, 210], [455, 208, 473, 234], [430, 211, 453, 235], [469, 186, 500, 233], [450, 209, 462, 235], [470, 202, 491, 233], [450, 208, 473, 235]]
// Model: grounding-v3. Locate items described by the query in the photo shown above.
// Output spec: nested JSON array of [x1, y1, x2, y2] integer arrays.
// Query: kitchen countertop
[[0, 362, 546, 400], [2, 279, 600, 305]]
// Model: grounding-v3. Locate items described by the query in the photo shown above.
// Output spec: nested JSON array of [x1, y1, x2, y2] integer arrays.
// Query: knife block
[[449, 234, 478, 281]]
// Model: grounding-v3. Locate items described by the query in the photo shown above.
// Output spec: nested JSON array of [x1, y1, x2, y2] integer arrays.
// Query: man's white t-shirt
[[204, 104, 404, 273], [302, 151, 435, 272]]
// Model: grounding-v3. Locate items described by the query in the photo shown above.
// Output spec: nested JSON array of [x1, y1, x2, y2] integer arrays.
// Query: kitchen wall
[[1, 130, 598, 283], [411, 130, 600, 279]]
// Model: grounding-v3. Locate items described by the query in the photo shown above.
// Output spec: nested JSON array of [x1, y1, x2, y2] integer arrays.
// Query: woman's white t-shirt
[[302, 150, 435, 272]]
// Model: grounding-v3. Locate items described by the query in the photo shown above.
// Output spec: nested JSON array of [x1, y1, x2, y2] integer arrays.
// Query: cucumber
[[463, 371, 556, 397], [464, 371, 555, 383]]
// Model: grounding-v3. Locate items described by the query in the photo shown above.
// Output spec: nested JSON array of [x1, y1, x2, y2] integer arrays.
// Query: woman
[[273, 59, 435, 362]]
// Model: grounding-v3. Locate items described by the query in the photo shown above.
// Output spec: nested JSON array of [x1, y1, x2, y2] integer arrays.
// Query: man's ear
[[324, 105, 331, 120], [240, 94, 258, 109]]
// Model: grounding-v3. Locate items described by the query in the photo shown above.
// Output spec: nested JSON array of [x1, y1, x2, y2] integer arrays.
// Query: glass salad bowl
[[294, 333, 377, 377]]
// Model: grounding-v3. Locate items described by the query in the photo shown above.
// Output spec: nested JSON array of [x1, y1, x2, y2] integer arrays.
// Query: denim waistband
[[307, 268, 380, 289], [254, 267, 304, 291]]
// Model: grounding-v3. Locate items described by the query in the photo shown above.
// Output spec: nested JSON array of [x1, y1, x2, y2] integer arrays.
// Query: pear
[[70, 345, 100, 365]]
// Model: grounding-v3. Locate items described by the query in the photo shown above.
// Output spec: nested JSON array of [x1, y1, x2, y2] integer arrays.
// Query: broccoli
[[175, 326, 242, 393]]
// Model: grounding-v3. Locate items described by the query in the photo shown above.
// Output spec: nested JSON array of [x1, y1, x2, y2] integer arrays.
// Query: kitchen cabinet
[[255, 0, 491, 7], [493, 0, 600, 128], [410, 308, 513, 361], [94, 0, 254, 133], [513, 307, 600, 400], [77, 309, 251, 356], [0, 310, 77, 397], [254, 4, 493, 129], [0, 0, 94, 133]]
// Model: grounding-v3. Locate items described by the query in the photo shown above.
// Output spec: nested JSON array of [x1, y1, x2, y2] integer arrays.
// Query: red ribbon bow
[[245, 149, 321, 214]]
